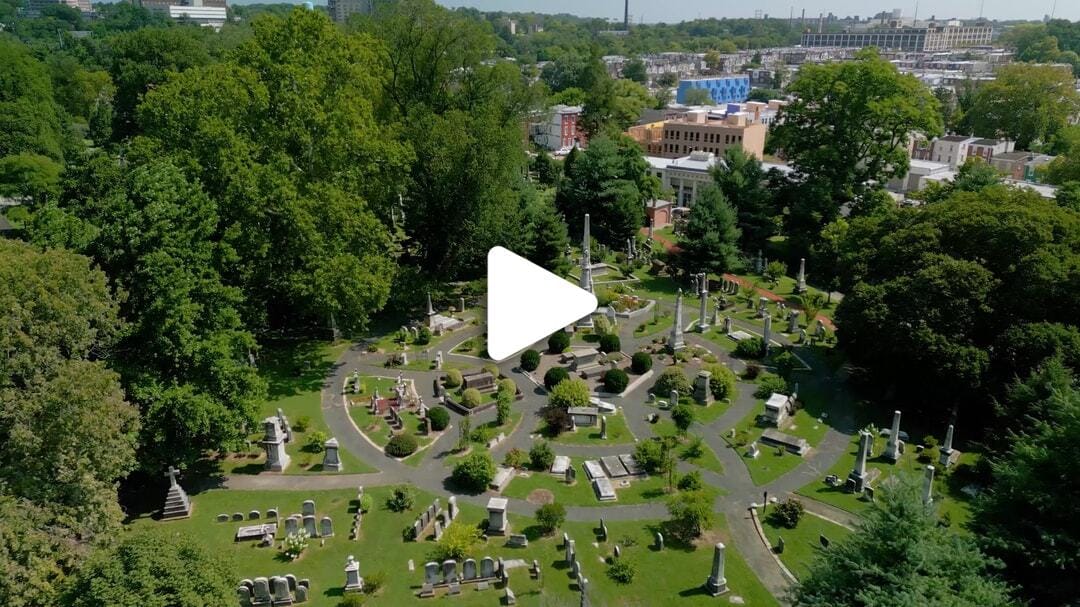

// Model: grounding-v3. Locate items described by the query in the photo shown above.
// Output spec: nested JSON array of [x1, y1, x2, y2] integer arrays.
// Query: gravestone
[[655, 531, 664, 551], [233, 512, 245, 521], [249, 510, 260, 520], [252, 577, 272, 605], [424, 561, 440, 585], [447, 581, 461, 595], [600, 416, 608, 439], [322, 438, 342, 472], [260, 417, 290, 471], [237, 585, 253, 606], [763, 313, 772, 355], [693, 370, 712, 405], [161, 465, 193, 519], [705, 542, 729, 595], [412, 520, 422, 540], [847, 431, 873, 493], [796, 257, 807, 293], [884, 410, 905, 462], [565, 466, 576, 484], [302, 500, 316, 517], [565, 539, 576, 565], [531, 559, 541, 579], [776, 536, 785, 553], [746, 441, 760, 459], [507, 533, 528, 547], [285, 574, 297, 591], [505, 586, 516, 605], [447, 495, 458, 521], [820, 534, 830, 548], [723, 315, 733, 334], [294, 585, 308, 603], [433, 520, 443, 541], [599, 518, 608, 541], [613, 545, 621, 559], [787, 309, 799, 333], [442, 559, 458, 583], [271, 577, 292, 605], [463, 558, 477, 580], [668, 289, 685, 351], [939, 423, 961, 468], [923, 465, 936, 505], [218, 513, 229, 522], [320, 516, 334, 538], [480, 556, 496, 579], [572, 559, 580, 577], [302, 515, 317, 538], [486, 497, 509, 535], [344, 555, 363, 593], [267, 508, 278, 519], [284, 516, 299, 536]]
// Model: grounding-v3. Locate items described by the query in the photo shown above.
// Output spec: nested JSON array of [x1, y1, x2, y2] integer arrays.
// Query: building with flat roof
[[26, 0, 91, 14], [530, 105, 586, 153], [327, 0, 375, 24], [139, 0, 227, 27], [645, 151, 791, 207], [627, 101, 781, 160], [676, 75, 750, 105], [801, 22, 992, 52]]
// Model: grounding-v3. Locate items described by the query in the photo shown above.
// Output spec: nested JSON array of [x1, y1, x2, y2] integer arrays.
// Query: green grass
[[633, 313, 674, 338], [546, 411, 636, 445], [723, 400, 830, 486], [503, 457, 674, 507], [219, 341, 376, 476], [795, 433, 978, 527], [129, 486, 779, 606], [759, 511, 853, 579]]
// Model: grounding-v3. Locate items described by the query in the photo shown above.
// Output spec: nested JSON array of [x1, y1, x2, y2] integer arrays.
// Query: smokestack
[[624, 0, 629, 30], [818, 13, 824, 33], [801, 8, 805, 25]]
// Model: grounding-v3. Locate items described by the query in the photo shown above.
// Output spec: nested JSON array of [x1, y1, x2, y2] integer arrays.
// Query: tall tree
[[711, 147, 775, 250], [61, 530, 235, 607], [0, 38, 67, 162], [960, 64, 1080, 151], [556, 135, 657, 247], [0, 496, 82, 607], [771, 48, 942, 223], [973, 372, 1080, 607], [677, 184, 741, 275], [794, 475, 1014, 607]]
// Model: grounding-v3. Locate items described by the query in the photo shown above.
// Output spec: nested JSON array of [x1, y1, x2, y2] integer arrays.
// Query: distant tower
[[624, 0, 629, 31]]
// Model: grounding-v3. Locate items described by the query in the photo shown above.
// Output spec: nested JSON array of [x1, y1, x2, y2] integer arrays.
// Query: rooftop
[[939, 135, 976, 142]]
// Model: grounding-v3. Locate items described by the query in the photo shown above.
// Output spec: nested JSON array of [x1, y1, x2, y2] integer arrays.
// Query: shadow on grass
[[260, 339, 338, 400]]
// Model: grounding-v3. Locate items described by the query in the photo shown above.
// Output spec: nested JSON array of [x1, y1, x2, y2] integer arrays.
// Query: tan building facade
[[628, 108, 768, 160]]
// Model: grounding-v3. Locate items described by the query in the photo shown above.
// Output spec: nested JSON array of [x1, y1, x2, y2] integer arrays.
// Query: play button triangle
[[486, 246, 598, 362]]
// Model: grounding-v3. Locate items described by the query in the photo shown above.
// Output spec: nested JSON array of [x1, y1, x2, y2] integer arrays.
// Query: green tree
[[0, 38, 67, 162], [534, 502, 566, 533], [0, 496, 80, 607], [960, 64, 1080, 150], [0, 152, 62, 204], [972, 380, 1080, 606], [771, 48, 942, 238], [671, 403, 695, 432], [525, 195, 570, 275], [653, 366, 691, 397], [451, 451, 496, 492], [549, 378, 591, 409], [61, 530, 236, 607], [665, 490, 715, 542], [701, 363, 737, 400], [529, 441, 555, 471], [431, 522, 483, 561], [677, 184, 741, 275], [682, 88, 712, 105], [711, 147, 776, 250], [794, 475, 1013, 607], [556, 135, 657, 247], [622, 58, 647, 83]]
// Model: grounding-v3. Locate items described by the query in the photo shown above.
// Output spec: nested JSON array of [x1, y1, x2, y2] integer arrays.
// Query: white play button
[[486, 246, 598, 362]]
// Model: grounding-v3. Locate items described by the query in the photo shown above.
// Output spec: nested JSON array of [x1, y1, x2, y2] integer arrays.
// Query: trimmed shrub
[[444, 369, 463, 388], [535, 502, 566, 533], [461, 388, 483, 409], [451, 452, 496, 492], [386, 433, 419, 457], [599, 333, 621, 353], [386, 485, 415, 512], [671, 403, 695, 432], [607, 559, 636, 584], [415, 326, 432, 345], [768, 499, 805, 529], [548, 330, 570, 354], [529, 440, 555, 471], [304, 430, 328, 453], [653, 366, 691, 397], [483, 364, 500, 378], [519, 349, 540, 371], [544, 366, 570, 390], [734, 336, 765, 359], [631, 351, 653, 374], [678, 470, 704, 491], [603, 368, 630, 394], [549, 378, 591, 409], [503, 448, 527, 469], [497, 378, 517, 395], [428, 406, 450, 431], [753, 373, 789, 399], [702, 363, 737, 400]]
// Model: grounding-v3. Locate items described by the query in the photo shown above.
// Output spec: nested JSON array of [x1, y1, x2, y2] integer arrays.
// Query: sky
[[434, 1, 1079, 23]]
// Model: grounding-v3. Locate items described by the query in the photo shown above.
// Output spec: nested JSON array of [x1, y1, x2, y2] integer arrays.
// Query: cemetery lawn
[[759, 511, 853, 579], [723, 400, 829, 486], [347, 400, 436, 455], [633, 313, 673, 338], [220, 341, 376, 476], [546, 411, 635, 445], [651, 427, 726, 476], [450, 336, 488, 358], [795, 433, 978, 528], [142, 487, 777, 606], [503, 458, 675, 507]]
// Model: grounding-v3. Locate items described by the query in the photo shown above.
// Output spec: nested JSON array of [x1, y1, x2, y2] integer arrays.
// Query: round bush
[[734, 336, 765, 359], [754, 373, 789, 399], [529, 441, 555, 471], [386, 433, 419, 457], [599, 333, 621, 353], [520, 349, 540, 371], [631, 351, 653, 374], [548, 330, 570, 354], [461, 388, 483, 409], [497, 378, 517, 395], [452, 452, 496, 492], [549, 378, 591, 409], [544, 366, 570, 390], [444, 369, 463, 388], [653, 366, 691, 397], [603, 368, 630, 394], [702, 363, 737, 400], [483, 364, 500, 378], [427, 406, 450, 431]]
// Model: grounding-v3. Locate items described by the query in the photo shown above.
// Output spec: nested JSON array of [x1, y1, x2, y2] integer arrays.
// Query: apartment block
[[676, 75, 750, 105]]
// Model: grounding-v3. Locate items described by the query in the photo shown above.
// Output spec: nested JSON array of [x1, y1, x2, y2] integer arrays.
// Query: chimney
[[624, 0, 629, 31], [818, 13, 824, 33]]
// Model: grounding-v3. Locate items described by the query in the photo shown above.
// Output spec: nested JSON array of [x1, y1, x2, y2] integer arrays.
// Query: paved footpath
[[227, 298, 864, 605]]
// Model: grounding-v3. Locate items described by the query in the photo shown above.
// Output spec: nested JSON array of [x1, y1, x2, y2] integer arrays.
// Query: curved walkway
[[230, 298, 861, 604]]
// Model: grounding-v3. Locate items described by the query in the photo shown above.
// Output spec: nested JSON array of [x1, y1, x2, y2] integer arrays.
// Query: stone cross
[[705, 542, 729, 595], [165, 465, 179, 488]]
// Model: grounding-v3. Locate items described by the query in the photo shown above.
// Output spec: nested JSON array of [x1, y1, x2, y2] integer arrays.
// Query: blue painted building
[[676, 75, 751, 105]]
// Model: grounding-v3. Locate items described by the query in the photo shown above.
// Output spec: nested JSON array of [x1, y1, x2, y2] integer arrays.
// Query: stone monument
[[796, 257, 807, 293], [161, 465, 192, 519], [693, 370, 712, 405], [344, 555, 363, 593], [322, 437, 342, 472], [884, 410, 904, 462], [847, 431, 872, 493], [261, 417, 290, 471], [487, 497, 509, 536], [668, 289, 686, 352], [705, 542, 729, 596], [576, 214, 595, 330]]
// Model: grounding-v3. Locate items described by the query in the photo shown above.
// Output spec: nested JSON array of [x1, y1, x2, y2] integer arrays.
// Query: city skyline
[[432, 0, 1079, 23]]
